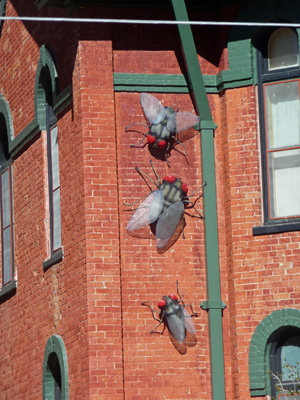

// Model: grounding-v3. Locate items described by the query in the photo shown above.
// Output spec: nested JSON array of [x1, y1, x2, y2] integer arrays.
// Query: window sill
[[43, 248, 63, 272], [0, 280, 17, 299], [253, 221, 300, 236]]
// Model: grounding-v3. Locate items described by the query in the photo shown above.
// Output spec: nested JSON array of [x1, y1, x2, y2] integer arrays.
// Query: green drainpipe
[[170, 1, 227, 399]]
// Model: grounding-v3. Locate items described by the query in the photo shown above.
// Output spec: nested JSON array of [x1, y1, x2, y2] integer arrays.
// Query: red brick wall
[[1, 2, 300, 400]]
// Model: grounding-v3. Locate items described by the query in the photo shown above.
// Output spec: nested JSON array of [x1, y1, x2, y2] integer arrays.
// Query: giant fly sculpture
[[126, 93, 200, 164], [142, 281, 197, 353], [125, 161, 205, 251]]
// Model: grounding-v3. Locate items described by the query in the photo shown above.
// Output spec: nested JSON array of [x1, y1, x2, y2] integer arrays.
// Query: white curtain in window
[[265, 80, 300, 149], [269, 149, 300, 218], [50, 126, 61, 250], [265, 81, 300, 218]]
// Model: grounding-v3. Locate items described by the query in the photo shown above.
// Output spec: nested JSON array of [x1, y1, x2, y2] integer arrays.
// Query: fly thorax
[[161, 126, 170, 140], [163, 296, 177, 316], [160, 179, 185, 204], [164, 107, 175, 119]]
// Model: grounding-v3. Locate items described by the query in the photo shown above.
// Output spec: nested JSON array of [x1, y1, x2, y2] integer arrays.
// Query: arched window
[[42, 335, 69, 400], [0, 97, 15, 297], [257, 27, 300, 226], [39, 65, 62, 255], [35, 46, 62, 271], [268, 28, 299, 70], [269, 329, 300, 398], [249, 308, 300, 397]]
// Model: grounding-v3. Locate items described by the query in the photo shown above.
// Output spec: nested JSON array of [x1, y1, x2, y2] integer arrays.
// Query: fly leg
[[130, 134, 148, 148], [173, 137, 189, 158], [124, 192, 151, 208], [150, 318, 165, 335], [142, 302, 165, 334], [176, 280, 184, 303], [184, 303, 198, 317], [150, 160, 161, 183], [176, 281, 198, 317], [141, 301, 161, 323], [183, 200, 203, 218], [187, 182, 206, 198], [135, 165, 160, 189], [164, 143, 171, 167], [126, 122, 150, 130]]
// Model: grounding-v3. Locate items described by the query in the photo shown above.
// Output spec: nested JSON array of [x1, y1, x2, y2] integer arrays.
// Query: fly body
[[126, 93, 200, 163], [158, 294, 192, 344], [126, 162, 204, 250], [142, 281, 197, 347]]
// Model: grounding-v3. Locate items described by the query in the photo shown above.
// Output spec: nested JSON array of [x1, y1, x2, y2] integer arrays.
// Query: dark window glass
[[269, 330, 300, 398]]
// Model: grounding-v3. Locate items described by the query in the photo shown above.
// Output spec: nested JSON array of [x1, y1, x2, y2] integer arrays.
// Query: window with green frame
[[269, 328, 300, 399], [42, 335, 69, 400], [0, 108, 15, 297], [257, 27, 300, 229]]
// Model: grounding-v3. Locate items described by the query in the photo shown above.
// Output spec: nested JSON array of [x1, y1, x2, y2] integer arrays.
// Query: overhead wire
[[0, 16, 300, 28]]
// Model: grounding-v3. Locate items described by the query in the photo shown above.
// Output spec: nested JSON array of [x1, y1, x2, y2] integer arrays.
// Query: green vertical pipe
[[170, 1, 226, 399]]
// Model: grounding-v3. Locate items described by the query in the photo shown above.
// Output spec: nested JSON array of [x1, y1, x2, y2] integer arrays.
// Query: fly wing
[[155, 201, 184, 249], [140, 93, 163, 125], [165, 314, 186, 344], [166, 113, 177, 133], [182, 307, 196, 335], [175, 112, 200, 133], [127, 190, 164, 232]]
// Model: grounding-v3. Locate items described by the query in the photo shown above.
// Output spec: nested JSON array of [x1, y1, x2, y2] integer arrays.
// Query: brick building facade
[[0, 0, 300, 399]]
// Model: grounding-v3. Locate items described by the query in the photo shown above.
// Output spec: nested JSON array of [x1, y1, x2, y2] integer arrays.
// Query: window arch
[[0, 96, 15, 297], [249, 308, 300, 397], [42, 335, 69, 400], [268, 28, 299, 70]]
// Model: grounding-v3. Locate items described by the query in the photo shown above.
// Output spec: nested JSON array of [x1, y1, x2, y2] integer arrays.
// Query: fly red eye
[[147, 135, 156, 144], [164, 175, 176, 183], [158, 140, 167, 149], [181, 182, 188, 194], [158, 299, 166, 309], [169, 294, 178, 301]]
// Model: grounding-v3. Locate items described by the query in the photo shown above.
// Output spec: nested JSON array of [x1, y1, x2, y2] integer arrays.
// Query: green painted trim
[[34, 45, 58, 131], [200, 300, 227, 310], [113, 1, 300, 94], [43, 248, 63, 272], [113, 71, 252, 94], [43, 335, 69, 400], [9, 84, 72, 158], [249, 308, 300, 396], [9, 47, 72, 158], [228, 0, 300, 86], [0, 95, 14, 143], [171, 1, 226, 400], [0, 280, 16, 298]]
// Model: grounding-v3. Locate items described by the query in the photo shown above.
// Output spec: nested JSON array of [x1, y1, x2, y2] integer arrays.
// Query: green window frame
[[34, 46, 63, 271], [249, 308, 300, 397], [0, 96, 15, 298], [42, 335, 69, 400], [257, 27, 300, 224]]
